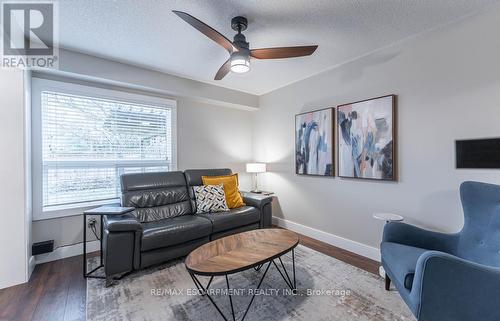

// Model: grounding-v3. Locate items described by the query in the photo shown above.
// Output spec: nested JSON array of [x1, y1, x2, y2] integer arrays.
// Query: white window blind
[[34, 82, 175, 215]]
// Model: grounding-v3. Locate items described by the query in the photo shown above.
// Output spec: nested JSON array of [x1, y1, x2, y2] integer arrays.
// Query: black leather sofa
[[102, 168, 272, 282]]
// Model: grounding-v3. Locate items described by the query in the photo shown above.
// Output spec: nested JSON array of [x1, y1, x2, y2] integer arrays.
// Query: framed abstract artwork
[[295, 107, 334, 176], [337, 95, 397, 181]]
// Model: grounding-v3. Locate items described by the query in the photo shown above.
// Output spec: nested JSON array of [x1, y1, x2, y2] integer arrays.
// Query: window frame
[[31, 77, 177, 221]]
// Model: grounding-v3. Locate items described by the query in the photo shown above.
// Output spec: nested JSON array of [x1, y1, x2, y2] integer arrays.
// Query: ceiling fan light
[[230, 52, 250, 73]]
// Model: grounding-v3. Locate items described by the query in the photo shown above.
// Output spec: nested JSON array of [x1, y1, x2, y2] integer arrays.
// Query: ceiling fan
[[172, 11, 318, 80]]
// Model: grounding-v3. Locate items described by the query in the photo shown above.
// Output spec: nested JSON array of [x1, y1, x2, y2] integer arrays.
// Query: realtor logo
[[1, 1, 58, 69]]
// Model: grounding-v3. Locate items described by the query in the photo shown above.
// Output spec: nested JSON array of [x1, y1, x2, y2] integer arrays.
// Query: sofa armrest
[[104, 213, 142, 232], [242, 192, 273, 228], [242, 192, 273, 208], [409, 251, 500, 321], [103, 213, 142, 279], [382, 222, 459, 253]]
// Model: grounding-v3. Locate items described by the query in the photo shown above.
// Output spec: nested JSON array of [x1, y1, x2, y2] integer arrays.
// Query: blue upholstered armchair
[[381, 181, 500, 321]]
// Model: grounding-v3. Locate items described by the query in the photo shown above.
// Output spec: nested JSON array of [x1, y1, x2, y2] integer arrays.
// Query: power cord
[[88, 218, 101, 241]]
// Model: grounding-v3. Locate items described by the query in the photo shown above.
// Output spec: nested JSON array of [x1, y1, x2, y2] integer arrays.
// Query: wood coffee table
[[185, 228, 299, 321]]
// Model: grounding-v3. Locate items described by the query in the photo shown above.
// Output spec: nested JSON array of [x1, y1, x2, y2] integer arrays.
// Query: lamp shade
[[230, 51, 250, 73], [246, 163, 266, 173]]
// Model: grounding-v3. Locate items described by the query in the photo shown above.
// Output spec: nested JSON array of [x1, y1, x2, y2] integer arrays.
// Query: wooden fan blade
[[214, 59, 231, 80], [250, 45, 318, 59], [173, 10, 235, 52]]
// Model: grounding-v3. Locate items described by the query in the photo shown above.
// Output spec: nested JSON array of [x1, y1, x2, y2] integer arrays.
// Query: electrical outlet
[[88, 218, 97, 228]]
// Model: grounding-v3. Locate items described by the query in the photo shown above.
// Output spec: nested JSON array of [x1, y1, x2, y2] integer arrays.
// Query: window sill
[[33, 198, 121, 221]]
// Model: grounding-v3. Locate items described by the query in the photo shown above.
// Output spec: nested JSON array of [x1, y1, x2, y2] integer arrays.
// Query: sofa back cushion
[[184, 168, 232, 212], [121, 171, 191, 222]]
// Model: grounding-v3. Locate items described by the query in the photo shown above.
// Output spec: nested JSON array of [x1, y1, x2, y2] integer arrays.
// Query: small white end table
[[373, 213, 404, 280], [373, 213, 404, 223]]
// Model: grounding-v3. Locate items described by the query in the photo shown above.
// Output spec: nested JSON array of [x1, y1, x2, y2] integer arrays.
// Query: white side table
[[373, 213, 404, 280], [373, 213, 404, 223]]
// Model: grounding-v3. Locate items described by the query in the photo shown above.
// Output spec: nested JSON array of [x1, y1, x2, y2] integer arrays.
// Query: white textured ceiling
[[58, 0, 499, 95]]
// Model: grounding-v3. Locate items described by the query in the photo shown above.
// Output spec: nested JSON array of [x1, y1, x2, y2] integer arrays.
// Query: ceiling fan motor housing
[[231, 16, 248, 32], [233, 33, 249, 50], [232, 16, 249, 51]]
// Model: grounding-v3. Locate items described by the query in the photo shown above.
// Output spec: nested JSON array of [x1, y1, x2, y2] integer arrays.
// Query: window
[[32, 78, 176, 220]]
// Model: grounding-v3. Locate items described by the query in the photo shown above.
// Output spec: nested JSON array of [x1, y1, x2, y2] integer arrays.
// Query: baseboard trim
[[35, 240, 100, 264], [272, 216, 381, 262]]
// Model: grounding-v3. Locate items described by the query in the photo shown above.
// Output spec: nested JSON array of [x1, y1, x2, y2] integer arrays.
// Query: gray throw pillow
[[194, 184, 229, 213]]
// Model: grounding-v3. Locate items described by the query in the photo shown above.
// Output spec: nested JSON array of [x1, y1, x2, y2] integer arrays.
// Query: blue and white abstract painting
[[295, 108, 334, 176], [338, 95, 395, 180]]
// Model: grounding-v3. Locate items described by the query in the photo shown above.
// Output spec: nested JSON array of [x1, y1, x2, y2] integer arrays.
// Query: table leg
[[190, 274, 230, 321], [83, 214, 105, 279], [189, 274, 213, 296], [225, 276, 236, 321], [83, 213, 86, 278], [271, 250, 297, 291], [100, 215, 103, 266], [240, 262, 272, 321], [190, 261, 273, 321]]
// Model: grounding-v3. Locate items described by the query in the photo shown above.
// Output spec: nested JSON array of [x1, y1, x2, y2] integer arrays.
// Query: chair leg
[[385, 275, 391, 291]]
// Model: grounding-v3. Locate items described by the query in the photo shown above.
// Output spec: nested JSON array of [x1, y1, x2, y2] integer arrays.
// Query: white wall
[[253, 8, 500, 255], [0, 69, 30, 288], [177, 98, 253, 189]]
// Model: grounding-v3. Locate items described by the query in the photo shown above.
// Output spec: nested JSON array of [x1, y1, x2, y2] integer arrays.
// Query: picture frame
[[337, 94, 397, 181], [295, 107, 335, 177]]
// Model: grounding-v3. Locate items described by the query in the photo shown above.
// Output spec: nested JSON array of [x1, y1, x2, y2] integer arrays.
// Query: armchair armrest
[[383, 222, 459, 253], [241, 192, 273, 228], [410, 251, 500, 321], [104, 213, 142, 232]]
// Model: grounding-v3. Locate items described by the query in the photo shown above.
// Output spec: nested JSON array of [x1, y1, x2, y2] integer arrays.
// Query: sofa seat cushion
[[141, 215, 212, 251], [197, 206, 260, 233], [381, 242, 428, 290]]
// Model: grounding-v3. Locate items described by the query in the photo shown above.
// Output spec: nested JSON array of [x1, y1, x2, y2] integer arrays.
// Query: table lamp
[[246, 163, 266, 193]]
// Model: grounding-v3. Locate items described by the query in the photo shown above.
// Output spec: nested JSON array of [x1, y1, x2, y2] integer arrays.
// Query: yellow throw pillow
[[201, 174, 245, 209]]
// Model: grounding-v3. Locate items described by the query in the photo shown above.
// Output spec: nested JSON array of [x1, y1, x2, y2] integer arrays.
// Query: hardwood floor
[[297, 233, 380, 275], [0, 230, 380, 321], [0, 255, 86, 321]]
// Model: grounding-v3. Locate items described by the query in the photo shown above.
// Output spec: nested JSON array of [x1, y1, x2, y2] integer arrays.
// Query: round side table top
[[373, 213, 404, 222]]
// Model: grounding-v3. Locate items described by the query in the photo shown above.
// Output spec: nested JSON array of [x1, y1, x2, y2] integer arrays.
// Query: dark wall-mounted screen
[[456, 138, 500, 169]]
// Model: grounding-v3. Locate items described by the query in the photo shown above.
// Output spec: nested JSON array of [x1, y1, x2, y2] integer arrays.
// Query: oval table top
[[185, 228, 299, 276]]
